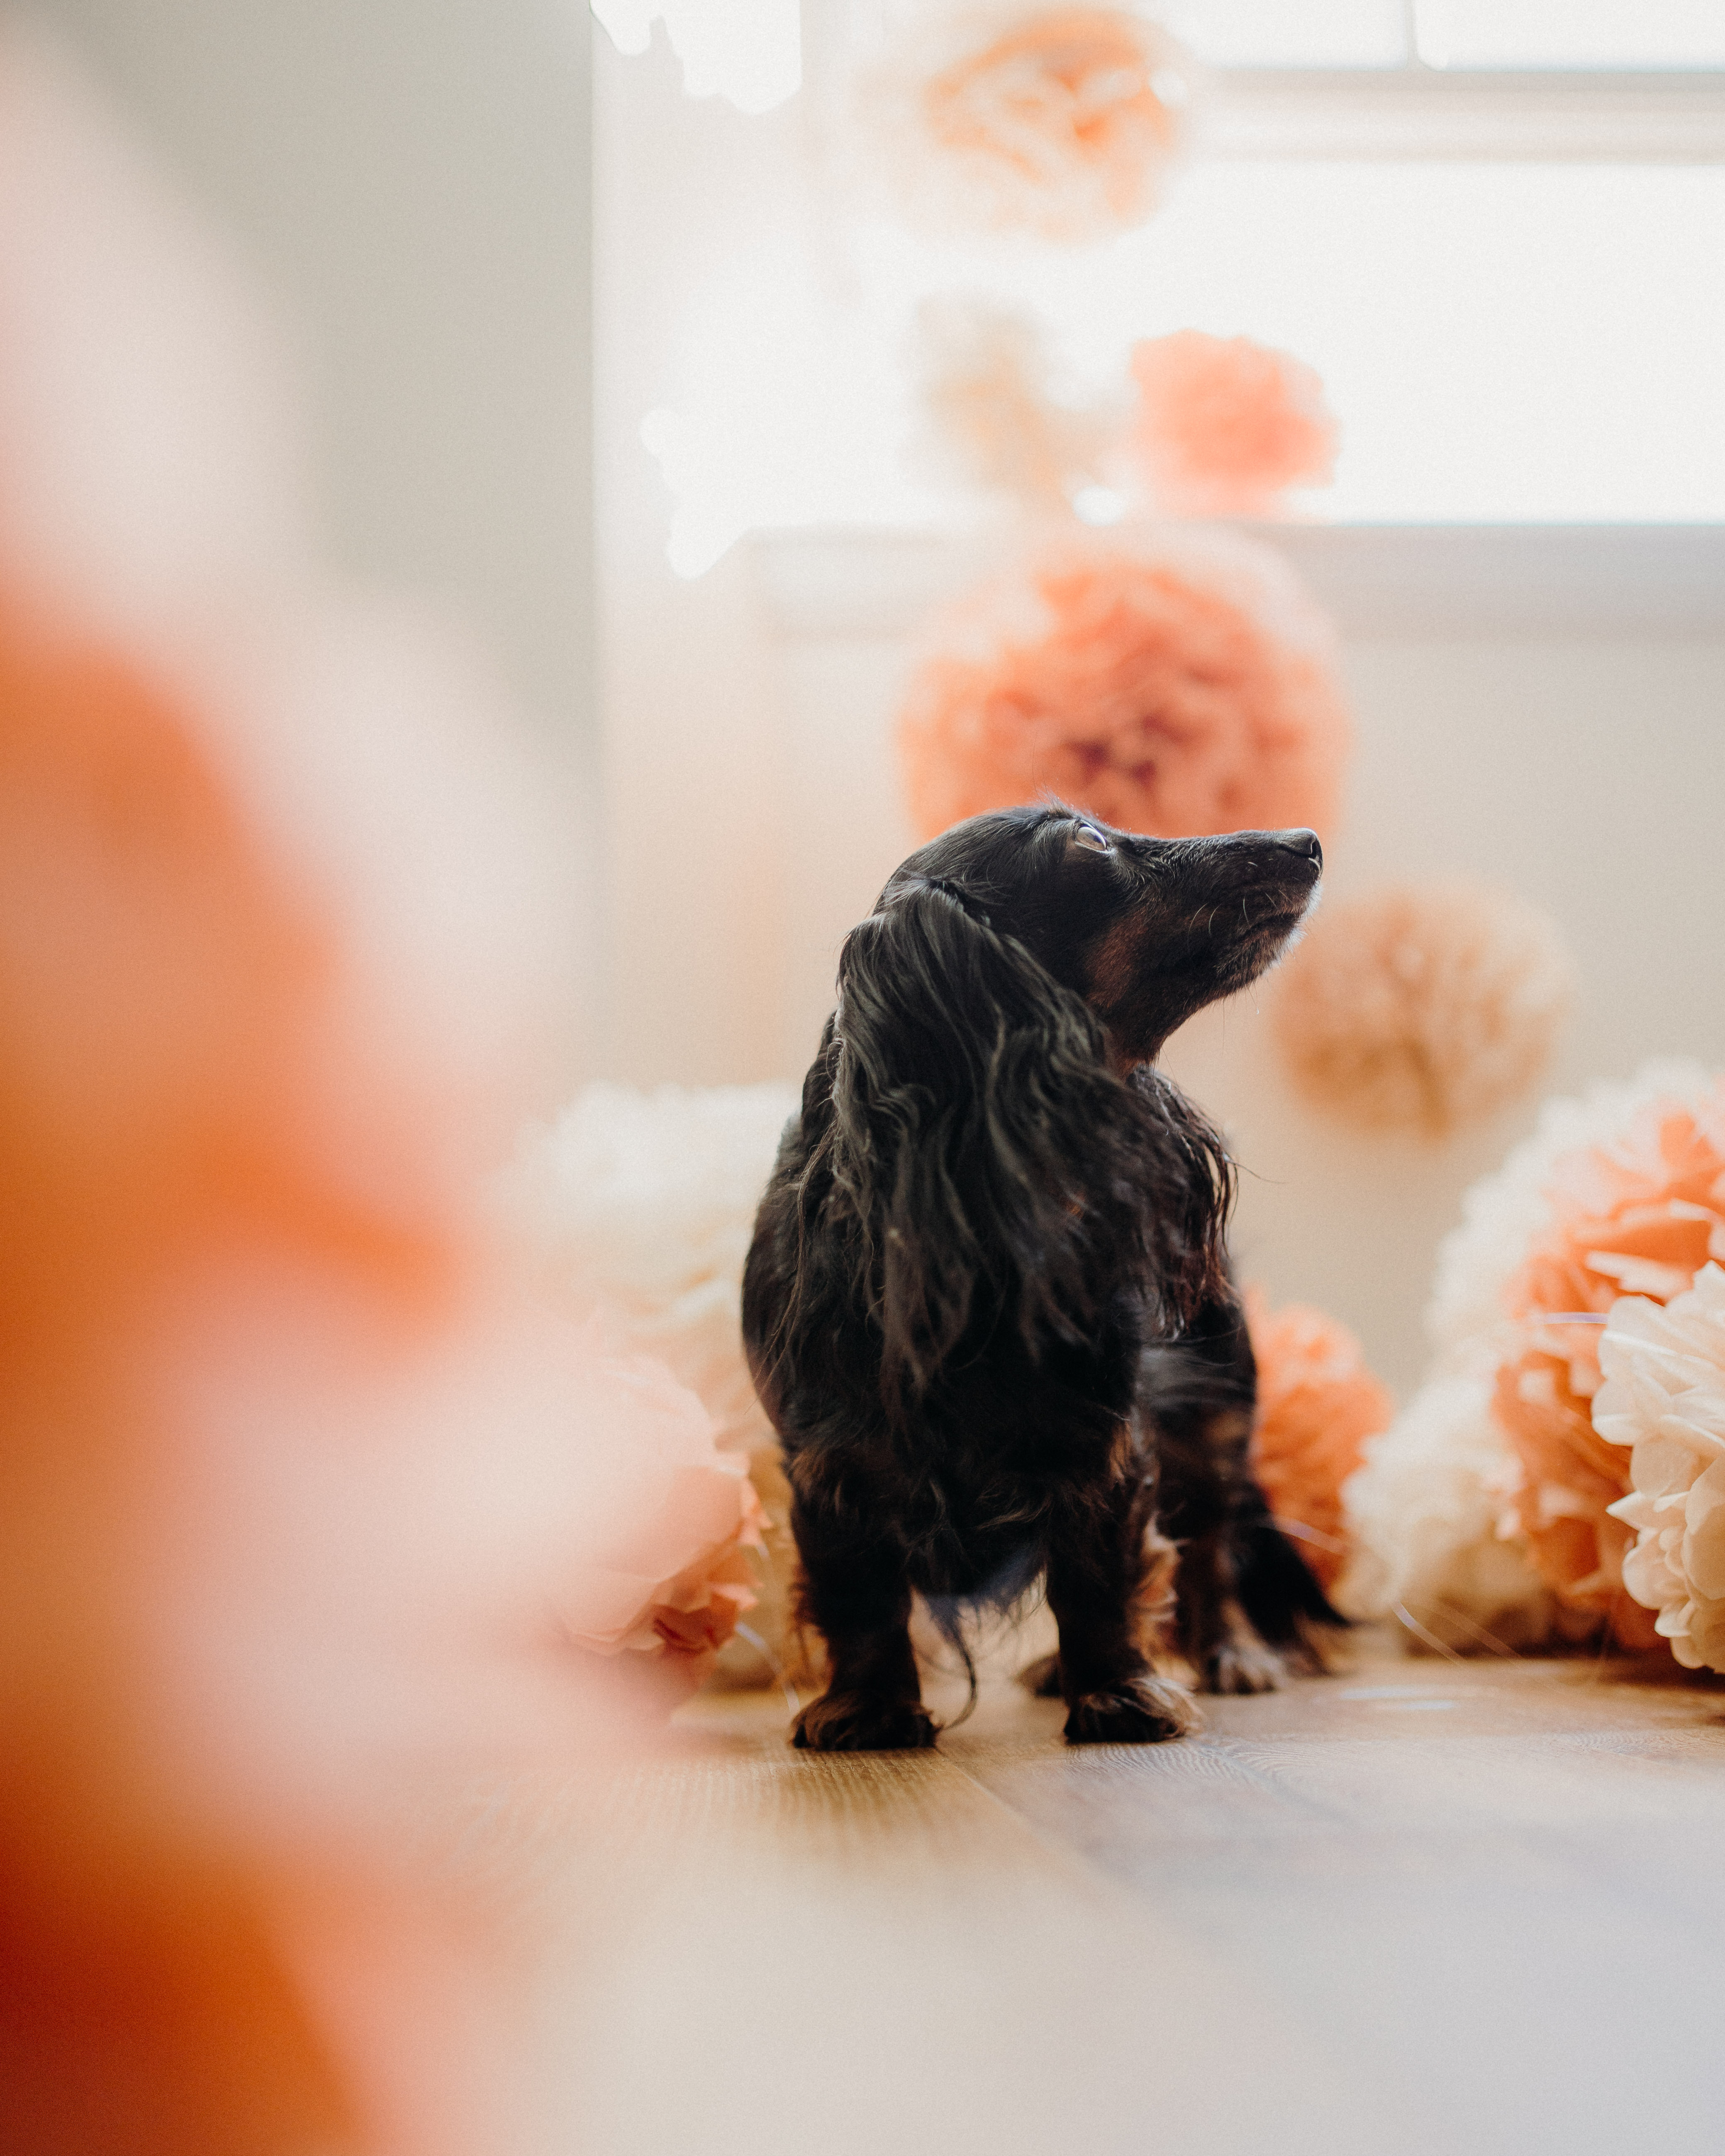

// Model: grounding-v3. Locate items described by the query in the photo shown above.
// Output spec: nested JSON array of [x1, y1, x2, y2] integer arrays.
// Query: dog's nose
[[1274, 828, 1323, 868]]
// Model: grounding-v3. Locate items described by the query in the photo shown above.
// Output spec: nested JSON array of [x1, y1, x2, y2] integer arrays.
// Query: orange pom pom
[[1246, 1294, 1393, 1593], [1492, 1103, 1725, 1650], [897, 529, 1350, 843], [1127, 330, 1338, 516]]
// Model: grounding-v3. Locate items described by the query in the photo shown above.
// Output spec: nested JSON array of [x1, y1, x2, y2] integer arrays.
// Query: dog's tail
[[920, 1540, 1047, 1729], [1235, 1509, 1347, 1646]]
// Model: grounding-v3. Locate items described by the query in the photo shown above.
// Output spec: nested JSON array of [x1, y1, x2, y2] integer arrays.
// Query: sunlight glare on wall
[[590, 0, 801, 114]]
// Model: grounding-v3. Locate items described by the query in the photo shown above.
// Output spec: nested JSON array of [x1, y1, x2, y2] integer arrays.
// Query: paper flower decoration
[[501, 1082, 797, 1449], [910, 295, 1108, 513], [1597, 1263, 1725, 1671], [1336, 1373, 1574, 1646], [1273, 883, 1575, 1140], [560, 1323, 763, 1666], [1340, 1065, 1725, 1655], [1427, 1061, 1721, 1362], [860, 2, 1197, 244], [1489, 1096, 1725, 1647], [499, 1082, 812, 1688], [1127, 331, 1338, 516], [897, 528, 1350, 843], [1246, 1294, 1394, 1593], [0, 30, 746, 2152]]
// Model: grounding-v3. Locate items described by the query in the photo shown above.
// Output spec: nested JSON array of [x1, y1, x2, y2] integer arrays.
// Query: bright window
[[1161, 0, 1725, 68], [598, 5, 1725, 571]]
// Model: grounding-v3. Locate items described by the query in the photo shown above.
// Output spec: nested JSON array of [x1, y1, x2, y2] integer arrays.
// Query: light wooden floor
[[501, 1629, 1725, 2156]]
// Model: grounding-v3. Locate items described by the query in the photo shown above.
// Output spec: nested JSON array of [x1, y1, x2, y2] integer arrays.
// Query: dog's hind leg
[[787, 1488, 936, 1753], [1171, 1501, 1289, 1696], [1046, 1452, 1199, 1745], [1144, 1292, 1296, 1695]]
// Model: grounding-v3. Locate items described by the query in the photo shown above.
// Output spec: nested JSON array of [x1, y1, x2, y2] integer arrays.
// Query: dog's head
[[819, 804, 1308, 1396], [880, 804, 1321, 1066]]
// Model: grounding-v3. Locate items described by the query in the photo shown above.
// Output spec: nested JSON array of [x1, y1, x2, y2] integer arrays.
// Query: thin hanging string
[[731, 1623, 802, 1718]]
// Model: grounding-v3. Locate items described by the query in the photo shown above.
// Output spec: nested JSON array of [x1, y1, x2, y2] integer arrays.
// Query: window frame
[[750, 524, 1725, 643], [1206, 68, 1725, 160]]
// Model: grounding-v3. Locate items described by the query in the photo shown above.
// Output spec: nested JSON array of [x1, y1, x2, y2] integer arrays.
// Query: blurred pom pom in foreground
[[854, 1, 1199, 245], [0, 24, 665, 2155]]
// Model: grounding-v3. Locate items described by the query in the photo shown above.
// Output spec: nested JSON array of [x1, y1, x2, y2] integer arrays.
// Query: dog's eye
[[1073, 823, 1111, 854]]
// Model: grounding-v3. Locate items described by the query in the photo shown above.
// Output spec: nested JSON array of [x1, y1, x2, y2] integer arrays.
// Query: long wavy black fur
[[760, 879, 1234, 1430], [745, 809, 1335, 1751]]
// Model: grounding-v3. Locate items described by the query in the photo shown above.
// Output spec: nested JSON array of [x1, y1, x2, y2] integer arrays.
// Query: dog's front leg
[[789, 1492, 936, 1753], [1045, 1461, 1199, 1746]]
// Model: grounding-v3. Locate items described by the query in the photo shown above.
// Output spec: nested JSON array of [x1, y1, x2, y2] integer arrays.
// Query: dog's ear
[[828, 882, 1231, 1413]]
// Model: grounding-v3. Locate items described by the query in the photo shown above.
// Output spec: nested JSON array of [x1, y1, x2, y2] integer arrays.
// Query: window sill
[[748, 523, 1725, 642]]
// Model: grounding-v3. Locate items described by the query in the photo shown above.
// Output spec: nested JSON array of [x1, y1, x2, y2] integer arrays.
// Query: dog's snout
[[1274, 828, 1322, 869]]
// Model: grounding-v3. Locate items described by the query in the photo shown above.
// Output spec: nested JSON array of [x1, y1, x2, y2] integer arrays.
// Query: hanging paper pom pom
[[1127, 331, 1338, 517], [1246, 1293, 1394, 1594], [897, 527, 1350, 842], [1340, 1065, 1725, 1654], [857, 2, 1199, 245], [909, 295, 1108, 514], [1273, 882, 1575, 1140], [1597, 1263, 1725, 1672]]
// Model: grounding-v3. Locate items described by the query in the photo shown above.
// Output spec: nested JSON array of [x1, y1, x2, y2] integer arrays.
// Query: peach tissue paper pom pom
[[1489, 1090, 1725, 1651], [1127, 331, 1338, 517], [1341, 1065, 1725, 1657], [858, 0, 1198, 245], [1245, 1294, 1394, 1594], [1273, 882, 1575, 1141], [1596, 1262, 1725, 1673], [910, 294, 1109, 514], [897, 526, 1350, 843]]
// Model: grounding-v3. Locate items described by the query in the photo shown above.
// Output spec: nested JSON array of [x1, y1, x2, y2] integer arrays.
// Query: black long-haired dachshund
[[742, 804, 1336, 1750]]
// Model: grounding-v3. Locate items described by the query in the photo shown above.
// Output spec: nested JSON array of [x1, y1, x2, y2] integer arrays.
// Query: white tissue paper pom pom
[[1598, 1262, 1725, 1671]]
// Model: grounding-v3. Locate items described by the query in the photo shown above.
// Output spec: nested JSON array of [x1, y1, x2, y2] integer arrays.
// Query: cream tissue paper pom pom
[[910, 294, 1109, 515], [497, 1082, 808, 1686], [1338, 1062, 1718, 1648], [1598, 1262, 1725, 1672], [1275, 882, 1575, 1140], [498, 1081, 795, 1447]]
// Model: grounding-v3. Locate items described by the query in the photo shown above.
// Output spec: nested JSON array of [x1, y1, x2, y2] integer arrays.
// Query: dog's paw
[[792, 1691, 939, 1753], [1016, 1651, 1063, 1699], [1063, 1673, 1199, 1746], [1203, 1636, 1286, 1696]]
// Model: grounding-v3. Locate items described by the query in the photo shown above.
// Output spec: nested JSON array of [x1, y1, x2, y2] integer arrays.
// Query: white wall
[[32, 0, 593, 737]]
